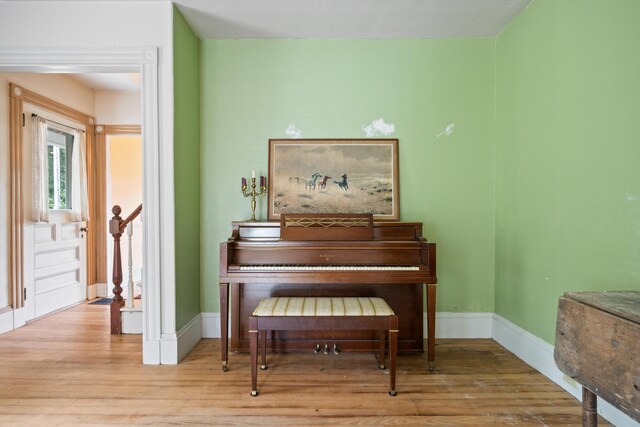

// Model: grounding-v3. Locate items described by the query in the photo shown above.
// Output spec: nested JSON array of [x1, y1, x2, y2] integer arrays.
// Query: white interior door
[[22, 104, 88, 321]]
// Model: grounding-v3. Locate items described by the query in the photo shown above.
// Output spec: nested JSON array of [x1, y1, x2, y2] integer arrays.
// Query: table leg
[[582, 386, 598, 427]]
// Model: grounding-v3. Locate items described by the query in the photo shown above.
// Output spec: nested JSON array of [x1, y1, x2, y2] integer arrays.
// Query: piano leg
[[427, 284, 436, 371], [250, 317, 259, 396], [389, 316, 398, 396], [220, 282, 229, 371]]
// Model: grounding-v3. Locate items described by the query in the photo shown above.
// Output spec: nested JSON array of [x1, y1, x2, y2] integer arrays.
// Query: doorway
[[0, 47, 164, 364]]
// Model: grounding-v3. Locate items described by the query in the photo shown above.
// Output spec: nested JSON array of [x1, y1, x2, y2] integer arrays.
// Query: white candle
[[252, 170, 255, 178]]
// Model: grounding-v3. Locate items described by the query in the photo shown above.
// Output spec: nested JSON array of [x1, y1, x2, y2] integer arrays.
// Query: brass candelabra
[[241, 172, 267, 221]]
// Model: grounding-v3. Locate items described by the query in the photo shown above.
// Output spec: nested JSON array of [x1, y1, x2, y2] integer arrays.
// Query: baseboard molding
[[143, 338, 161, 365], [96, 283, 108, 298], [492, 314, 637, 427], [433, 312, 493, 338], [202, 312, 221, 338], [158, 313, 203, 365], [0, 308, 13, 334], [201, 311, 493, 339], [87, 283, 98, 300]]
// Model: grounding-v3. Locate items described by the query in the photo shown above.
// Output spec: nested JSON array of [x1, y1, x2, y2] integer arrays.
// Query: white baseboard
[[158, 313, 203, 365], [96, 283, 108, 298], [202, 312, 221, 338], [13, 307, 26, 329], [200, 311, 493, 339], [492, 314, 638, 427], [0, 309, 13, 334], [87, 284, 98, 300], [433, 312, 493, 338], [143, 338, 161, 365]]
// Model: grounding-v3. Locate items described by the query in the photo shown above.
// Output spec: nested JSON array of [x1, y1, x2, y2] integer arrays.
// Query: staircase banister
[[109, 203, 142, 334], [119, 203, 142, 233]]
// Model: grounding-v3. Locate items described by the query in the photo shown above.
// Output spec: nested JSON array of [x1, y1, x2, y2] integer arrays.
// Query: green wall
[[173, 6, 201, 330], [495, 0, 640, 343], [201, 39, 496, 313]]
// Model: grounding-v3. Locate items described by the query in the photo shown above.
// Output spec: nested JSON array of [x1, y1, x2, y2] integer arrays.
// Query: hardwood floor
[[0, 303, 609, 426]]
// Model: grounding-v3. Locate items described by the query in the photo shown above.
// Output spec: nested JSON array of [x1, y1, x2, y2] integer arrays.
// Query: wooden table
[[554, 291, 640, 426]]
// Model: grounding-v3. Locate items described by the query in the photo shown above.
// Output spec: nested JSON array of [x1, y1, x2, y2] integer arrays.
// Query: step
[[121, 301, 142, 334]]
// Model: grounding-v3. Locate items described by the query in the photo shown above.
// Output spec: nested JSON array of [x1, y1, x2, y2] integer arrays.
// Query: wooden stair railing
[[109, 204, 142, 334]]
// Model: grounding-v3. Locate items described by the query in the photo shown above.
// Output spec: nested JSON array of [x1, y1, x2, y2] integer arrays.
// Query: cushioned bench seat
[[249, 296, 398, 397]]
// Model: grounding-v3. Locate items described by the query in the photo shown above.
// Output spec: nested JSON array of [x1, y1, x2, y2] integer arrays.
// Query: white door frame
[[0, 47, 166, 364]]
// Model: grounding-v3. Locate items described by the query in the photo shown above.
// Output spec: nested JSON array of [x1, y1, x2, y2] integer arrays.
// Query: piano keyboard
[[238, 264, 420, 271]]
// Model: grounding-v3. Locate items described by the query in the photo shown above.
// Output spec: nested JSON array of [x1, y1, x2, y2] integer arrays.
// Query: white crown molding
[[0, 47, 156, 72]]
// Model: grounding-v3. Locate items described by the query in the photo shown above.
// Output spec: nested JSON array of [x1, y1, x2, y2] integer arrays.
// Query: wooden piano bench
[[249, 296, 399, 397]]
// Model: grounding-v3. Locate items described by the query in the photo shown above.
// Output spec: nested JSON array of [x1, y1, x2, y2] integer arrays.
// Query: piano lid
[[280, 213, 373, 241]]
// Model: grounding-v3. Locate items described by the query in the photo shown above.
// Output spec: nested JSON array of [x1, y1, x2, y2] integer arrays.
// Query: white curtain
[[32, 116, 49, 222], [71, 130, 90, 222]]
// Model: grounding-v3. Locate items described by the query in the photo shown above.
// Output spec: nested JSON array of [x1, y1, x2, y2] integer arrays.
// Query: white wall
[[0, 1, 176, 363], [95, 91, 141, 124], [0, 73, 96, 309]]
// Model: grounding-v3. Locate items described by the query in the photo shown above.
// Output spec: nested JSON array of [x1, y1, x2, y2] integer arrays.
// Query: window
[[47, 128, 74, 210]]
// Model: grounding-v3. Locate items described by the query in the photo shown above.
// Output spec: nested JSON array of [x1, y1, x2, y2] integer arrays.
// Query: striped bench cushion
[[253, 297, 394, 317]]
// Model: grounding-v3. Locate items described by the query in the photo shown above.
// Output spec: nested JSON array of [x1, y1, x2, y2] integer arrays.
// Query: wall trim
[[433, 312, 493, 338], [201, 311, 493, 339], [202, 312, 221, 338], [492, 313, 636, 427], [159, 313, 202, 364], [0, 308, 13, 334]]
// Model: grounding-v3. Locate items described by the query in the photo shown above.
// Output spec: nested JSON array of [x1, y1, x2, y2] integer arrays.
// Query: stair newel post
[[110, 205, 124, 334]]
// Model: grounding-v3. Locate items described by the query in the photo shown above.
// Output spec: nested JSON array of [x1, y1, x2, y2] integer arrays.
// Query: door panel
[[33, 218, 86, 318]]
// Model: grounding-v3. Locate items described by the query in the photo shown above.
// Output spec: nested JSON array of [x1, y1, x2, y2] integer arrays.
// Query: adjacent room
[[0, 0, 638, 425]]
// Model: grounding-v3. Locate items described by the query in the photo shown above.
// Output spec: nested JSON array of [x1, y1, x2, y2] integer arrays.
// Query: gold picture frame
[[268, 139, 399, 221]]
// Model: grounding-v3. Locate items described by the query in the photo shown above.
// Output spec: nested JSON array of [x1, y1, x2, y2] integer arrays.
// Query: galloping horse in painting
[[319, 175, 332, 190], [334, 174, 349, 191], [304, 172, 323, 191]]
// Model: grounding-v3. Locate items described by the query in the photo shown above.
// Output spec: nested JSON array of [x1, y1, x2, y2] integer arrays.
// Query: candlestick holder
[[241, 175, 267, 221]]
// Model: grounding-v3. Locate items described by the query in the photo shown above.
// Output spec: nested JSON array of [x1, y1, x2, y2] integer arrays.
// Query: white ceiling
[[65, 73, 141, 92], [174, 0, 532, 39], [25, 1, 532, 91]]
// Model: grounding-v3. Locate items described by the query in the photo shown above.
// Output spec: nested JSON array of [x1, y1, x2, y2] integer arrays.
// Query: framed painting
[[268, 139, 399, 221]]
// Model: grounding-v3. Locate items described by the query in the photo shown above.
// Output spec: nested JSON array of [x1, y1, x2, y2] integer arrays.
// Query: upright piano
[[218, 214, 437, 371]]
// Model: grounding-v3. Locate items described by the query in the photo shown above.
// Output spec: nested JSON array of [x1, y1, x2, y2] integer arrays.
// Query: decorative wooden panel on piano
[[219, 219, 437, 371]]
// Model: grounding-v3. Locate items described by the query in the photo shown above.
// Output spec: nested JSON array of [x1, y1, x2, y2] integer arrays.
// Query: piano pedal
[[323, 344, 329, 355], [333, 344, 339, 355], [314, 344, 321, 354]]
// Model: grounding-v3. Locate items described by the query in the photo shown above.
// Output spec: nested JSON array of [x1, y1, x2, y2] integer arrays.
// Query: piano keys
[[218, 214, 437, 371], [235, 265, 421, 271]]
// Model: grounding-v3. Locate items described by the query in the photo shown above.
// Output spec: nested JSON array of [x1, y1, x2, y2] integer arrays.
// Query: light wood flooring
[[0, 303, 609, 426]]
